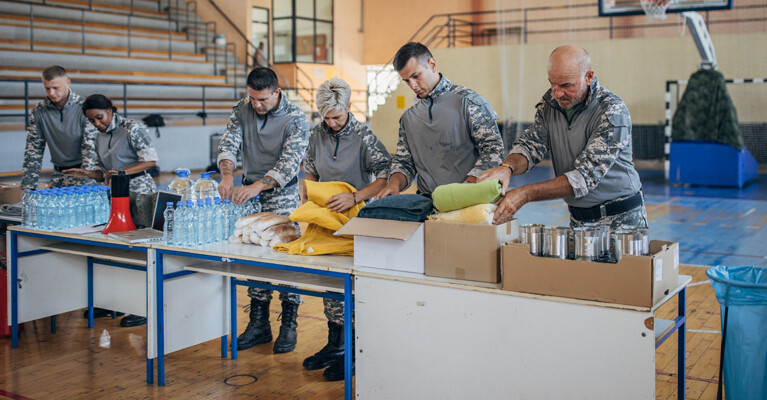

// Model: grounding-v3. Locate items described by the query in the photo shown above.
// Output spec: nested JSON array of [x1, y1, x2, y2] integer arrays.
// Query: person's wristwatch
[[501, 163, 514, 175]]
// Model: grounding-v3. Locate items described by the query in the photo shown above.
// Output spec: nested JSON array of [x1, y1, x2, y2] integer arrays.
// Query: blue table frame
[[655, 286, 687, 399], [7, 228, 149, 350], [152, 247, 355, 399]]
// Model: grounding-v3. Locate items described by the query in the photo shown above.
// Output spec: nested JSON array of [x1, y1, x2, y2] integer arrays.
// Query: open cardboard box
[[0, 182, 22, 205], [502, 240, 679, 308], [335, 217, 424, 273], [425, 219, 518, 283]]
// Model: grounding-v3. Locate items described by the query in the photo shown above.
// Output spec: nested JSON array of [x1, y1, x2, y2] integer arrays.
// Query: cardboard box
[[335, 217, 424, 273], [502, 240, 680, 308], [425, 219, 519, 283], [0, 182, 22, 205]]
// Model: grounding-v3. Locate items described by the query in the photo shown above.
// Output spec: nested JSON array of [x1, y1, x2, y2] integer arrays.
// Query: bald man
[[478, 45, 646, 229]]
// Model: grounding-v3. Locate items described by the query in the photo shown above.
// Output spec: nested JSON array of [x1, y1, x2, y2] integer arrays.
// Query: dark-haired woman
[[64, 94, 158, 328], [63, 94, 158, 195]]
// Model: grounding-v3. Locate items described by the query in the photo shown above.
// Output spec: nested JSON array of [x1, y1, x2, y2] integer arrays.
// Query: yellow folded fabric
[[427, 203, 497, 225], [274, 180, 364, 256]]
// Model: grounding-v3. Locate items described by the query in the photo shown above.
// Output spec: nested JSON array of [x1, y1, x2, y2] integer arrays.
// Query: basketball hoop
[[640, 0, 678, 21]]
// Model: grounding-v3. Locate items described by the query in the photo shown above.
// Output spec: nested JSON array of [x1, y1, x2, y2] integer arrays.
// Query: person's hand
[[104, 170, 118, 179], [376, 181, 400, 199], [61, 168, 91, 178], [478, 166, 512, 194], [493, 187, 529, 225], [326, 192, 356, 213], [218, 175, 234, 200], [233, 182, 264, 205]]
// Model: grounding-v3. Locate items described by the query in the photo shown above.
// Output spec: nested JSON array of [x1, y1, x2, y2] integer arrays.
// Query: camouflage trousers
[[247, 181, 302, 305], [127, 172, 157, 194], [50, 171, 96, 188], [569, 191, 648, 230], [324, 298, 344, 325]]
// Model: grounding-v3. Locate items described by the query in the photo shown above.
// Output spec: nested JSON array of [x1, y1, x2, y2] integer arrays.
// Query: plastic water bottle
[[63, 189, 76, 228], [169, 168, 194, 202], [27, 190, 39, 228], [223, 198, 235, 238], [192, 172, 220, 202], [213, 197, 224, 242], [162, 202, 175, 244], [21, 190, 31, 226], [74, 188, 87, 226], [203, 198, 214, 243], [98, 186, 110, 224], [185, 200, 197, 246], [195, 199, 206, 245], [172, 201, 185, 246]]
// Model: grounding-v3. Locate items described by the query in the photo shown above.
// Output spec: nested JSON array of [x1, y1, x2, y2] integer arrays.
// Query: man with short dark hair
[[377, 42, 504, 198], [217, 67, 309, 354], [478, 45, 646, 229], [21, 65, 97, 191]]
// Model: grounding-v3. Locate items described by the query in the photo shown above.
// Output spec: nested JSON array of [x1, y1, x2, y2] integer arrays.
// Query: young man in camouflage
[[479, 45, 646, 229], [377, 42, 504, 198], [217, 67, 309, 354], [21, 65, 97, 192], [302, 77, 391, 381]]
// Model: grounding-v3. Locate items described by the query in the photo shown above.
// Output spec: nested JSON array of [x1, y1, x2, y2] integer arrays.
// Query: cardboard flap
[[335, 217, 422, 241]]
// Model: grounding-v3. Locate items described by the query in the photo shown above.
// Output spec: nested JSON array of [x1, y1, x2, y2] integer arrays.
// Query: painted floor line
[[688, 329, 721, 334], [680, 249, 767, 259], [687, 281, 711, 287]]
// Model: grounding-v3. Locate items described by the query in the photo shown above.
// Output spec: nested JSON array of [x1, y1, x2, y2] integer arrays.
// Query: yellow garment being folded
[[427, 203, 497, 225], [274, 180, 364, 255]]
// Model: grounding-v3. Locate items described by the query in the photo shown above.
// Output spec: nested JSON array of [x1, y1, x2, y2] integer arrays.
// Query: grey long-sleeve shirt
[[305, 112, 391, 191], [389, 75, 504, 195], [510, 77, 642, 208], [217, 92, 309, 187]]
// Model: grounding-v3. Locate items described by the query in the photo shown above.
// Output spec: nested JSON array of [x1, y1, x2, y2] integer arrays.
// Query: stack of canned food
[[519, 223, 650, 262]]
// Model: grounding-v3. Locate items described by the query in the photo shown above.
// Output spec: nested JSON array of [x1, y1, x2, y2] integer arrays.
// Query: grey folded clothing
[[358, 194, 433, 222], [0, 203, 22, 216]]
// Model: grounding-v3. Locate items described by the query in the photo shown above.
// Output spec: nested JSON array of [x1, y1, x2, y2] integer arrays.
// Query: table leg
[[231, 277, 238, 360], [10, 232, 18, 348], [87, 257, 94, 328], [156, 252, 165, 386], [678, 287, 686, 400], [344, 274, 353, 400]]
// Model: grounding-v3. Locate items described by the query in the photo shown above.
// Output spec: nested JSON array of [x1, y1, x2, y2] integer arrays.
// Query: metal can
[[584, 222, 610, 259], [520, 224, 545, 256], [543, 226, 570, 259], [613, 229, 645, 261], [622, 225, 650, 255], [573, 226, 601, 261]]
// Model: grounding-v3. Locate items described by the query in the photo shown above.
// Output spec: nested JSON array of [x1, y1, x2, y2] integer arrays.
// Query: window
[[252, 7, 269, 67], [272, 0, 333, 64]]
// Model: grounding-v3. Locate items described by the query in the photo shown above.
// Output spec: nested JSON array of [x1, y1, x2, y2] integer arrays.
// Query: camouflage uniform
[[510, 77, 646, 230], [21, 89, 98, 190], [306, 112, 391, 324], [87, 113, 158, 195], [390, 74, 504, 195], [218, 92, 309, 305]]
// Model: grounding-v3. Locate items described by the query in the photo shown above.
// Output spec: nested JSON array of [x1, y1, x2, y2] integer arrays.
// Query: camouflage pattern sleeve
[[216, 106, 244, 168], [127, 119, 159, 162], [80, 118, 100, 170], [303, 125, 319, 177], [388, 119, 416, 187], [510, 100, 550, 172], [265, 115, 309, 188], [464, 94, 504, 177], [566, 104, 632, 198], [361, 127, 392, 180], [21, 107, 46, 190]]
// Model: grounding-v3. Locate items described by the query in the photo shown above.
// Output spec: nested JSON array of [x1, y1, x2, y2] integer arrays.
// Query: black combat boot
[[323, 355, 353, 381], [237, 299, 272, 350], [303, 322, 344, 370], [272, 301, 299, 353]]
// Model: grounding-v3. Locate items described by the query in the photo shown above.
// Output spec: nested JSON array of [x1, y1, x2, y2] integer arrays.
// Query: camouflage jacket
[[510, 77, 642, 208], [390, 75, 504, 195], [217, 92, 309, 188], [21, 89, 98, 189], [305, 112, 391, 191]]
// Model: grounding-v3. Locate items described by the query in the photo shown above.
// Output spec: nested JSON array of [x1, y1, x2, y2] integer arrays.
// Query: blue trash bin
[[706, 266, 767, 400]]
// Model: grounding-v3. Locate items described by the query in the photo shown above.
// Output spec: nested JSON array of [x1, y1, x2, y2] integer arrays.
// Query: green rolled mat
[[432, 178, 502, 212]]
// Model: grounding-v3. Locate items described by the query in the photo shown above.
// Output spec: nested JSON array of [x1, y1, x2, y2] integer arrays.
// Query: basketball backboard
[[599, 0, 733, 17]]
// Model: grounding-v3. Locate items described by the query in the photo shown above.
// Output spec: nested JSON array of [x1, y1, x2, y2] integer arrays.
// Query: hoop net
[[640, 0, 678, 21]]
